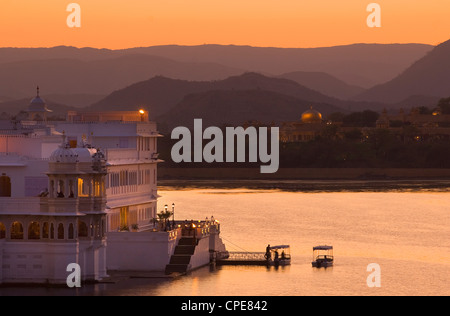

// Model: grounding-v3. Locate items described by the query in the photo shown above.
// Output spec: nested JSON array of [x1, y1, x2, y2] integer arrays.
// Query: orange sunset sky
[[0, 0, 448, 49]]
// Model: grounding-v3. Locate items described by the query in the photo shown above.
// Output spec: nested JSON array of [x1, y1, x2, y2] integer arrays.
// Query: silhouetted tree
[[437, 97, 450, 114]]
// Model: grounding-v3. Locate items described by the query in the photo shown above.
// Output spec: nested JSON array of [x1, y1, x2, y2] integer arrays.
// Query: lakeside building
[[0, 89, 227, 284], [280, 107, 325, 142], [280, 106, 450, 143]]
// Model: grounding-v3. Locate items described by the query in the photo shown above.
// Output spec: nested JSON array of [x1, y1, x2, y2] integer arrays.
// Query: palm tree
[[157, 210, 173, 230]]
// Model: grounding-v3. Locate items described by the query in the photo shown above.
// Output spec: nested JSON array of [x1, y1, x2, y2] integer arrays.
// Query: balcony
[[0, 197, 41, 215], [105, 149, 157, 163]]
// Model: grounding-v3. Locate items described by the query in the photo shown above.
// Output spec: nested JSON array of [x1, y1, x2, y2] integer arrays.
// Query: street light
[[172, 203, 175, 226]]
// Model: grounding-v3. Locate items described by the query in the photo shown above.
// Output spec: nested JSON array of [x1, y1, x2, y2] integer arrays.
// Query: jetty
[[216, 245, 291, 266], [216, 252, 268, 266]]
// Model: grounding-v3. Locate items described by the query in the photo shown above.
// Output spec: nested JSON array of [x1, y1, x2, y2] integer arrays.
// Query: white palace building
[[0, 89, 227, 285]]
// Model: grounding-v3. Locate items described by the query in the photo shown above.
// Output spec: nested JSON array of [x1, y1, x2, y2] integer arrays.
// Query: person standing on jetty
[[265, 244, 271, 261]]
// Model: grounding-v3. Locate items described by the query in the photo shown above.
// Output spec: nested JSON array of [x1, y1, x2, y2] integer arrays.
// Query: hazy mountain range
[[88, 72, 352, 129], [0, 40, 449, 129], [353, 40, 450, 104], [0, 43, 432, 99], [277, 71, 365, 100], [0, 54, 242, 100], [125, 44, 433, 88], [156, 89, 341, 130], [88, 72, 344, 115]]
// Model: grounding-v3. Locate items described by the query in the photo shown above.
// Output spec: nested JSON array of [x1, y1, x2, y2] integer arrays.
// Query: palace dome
[[72, 147, 98, 163], [50, 144, 78, 163], [301, 107, 323, 123], [28, 87, 53, 114]]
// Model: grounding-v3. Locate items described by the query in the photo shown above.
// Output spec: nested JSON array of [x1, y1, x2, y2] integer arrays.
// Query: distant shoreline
[[158, 167, 450, 180], [158, 168, 450, 192], [158, 179, 450, 193]]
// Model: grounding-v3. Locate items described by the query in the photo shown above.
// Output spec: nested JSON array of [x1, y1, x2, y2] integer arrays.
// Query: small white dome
[[72, 147, 98, 163], [28, 87, 52, 113], [50, 144, 78, 163], [30, 96, 46, 105]]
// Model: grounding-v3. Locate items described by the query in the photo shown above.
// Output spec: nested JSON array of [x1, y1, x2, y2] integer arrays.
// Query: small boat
[[265, 245, 291, 266], [311, 245, 333, 268]]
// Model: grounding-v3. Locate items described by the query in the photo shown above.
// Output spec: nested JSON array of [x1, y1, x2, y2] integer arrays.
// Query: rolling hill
[[0, 43, 432, 101], [156, 89, 342, 131], [0, 98, 75, 118], [127, 43, 433, 88], [354, 39, 450, 104], [87, 72, 345, 119], [277, 71, 365, 100], [0, 54, 244, 98]]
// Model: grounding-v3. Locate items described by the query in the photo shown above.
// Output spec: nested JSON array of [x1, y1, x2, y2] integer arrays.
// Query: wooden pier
[[216, 252, 269, 266]]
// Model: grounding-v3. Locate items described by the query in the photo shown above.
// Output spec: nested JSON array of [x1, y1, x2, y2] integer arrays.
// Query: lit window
[[0, 222, 6, 239], [11, 222, 23, 240], [58, 223, 65, 240], [78, 178, 89, 197], [28, 222, 40, 240]]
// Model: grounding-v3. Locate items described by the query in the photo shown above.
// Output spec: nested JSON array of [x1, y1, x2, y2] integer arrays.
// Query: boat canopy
[[270, 245, 290, 250], [313, 245, 333, 251]]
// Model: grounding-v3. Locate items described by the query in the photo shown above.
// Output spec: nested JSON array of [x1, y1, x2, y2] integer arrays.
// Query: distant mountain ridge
[[0, 42, 445, 125], [0, 43, 432, 100], [0, 98, 75, 117], [157, 89, 342, 131], [0, 73, 347, 129], [87, 72, 347, 119], [124, 43, 433, 88], [277, 71, 365, 100], [354, 39, 450, 103], [87, 72, 394, 131], [0, 54, 244, 98]]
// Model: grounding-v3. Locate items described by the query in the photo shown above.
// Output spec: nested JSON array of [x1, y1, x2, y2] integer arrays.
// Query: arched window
[[0, 173, 11, 197], [68, 223, 74, 239], [68, 180, 75, 198], [42, 222, 49, 239], [78, 178, 89, 197], [10, 222, 24, 240], [28, 222, 40, 240], [57, 223, 65, 240], [78, 221, 88, 237], [49, 180, 55, 198], [57, 180, 65, 198], [0, 222, 6, 239], [50, 223, 55, 239]]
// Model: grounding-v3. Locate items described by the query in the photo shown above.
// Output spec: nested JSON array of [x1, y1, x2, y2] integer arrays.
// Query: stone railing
[[176, 220, 221, 239], [0, 197, 41, 214]]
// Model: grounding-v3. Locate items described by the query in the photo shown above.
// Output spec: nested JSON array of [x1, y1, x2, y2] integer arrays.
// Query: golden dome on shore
[[301, 106, 323, 123]]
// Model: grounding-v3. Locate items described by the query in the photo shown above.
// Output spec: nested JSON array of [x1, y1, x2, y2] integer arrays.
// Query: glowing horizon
[[0, 1, 448, 50]]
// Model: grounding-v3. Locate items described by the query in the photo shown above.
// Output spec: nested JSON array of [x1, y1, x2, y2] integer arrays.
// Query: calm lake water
[[155, 186, 450, 296], [1, 184, 449, 296]]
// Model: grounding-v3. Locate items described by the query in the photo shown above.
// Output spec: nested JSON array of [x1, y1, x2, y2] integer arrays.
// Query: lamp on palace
[[172, 203, 175, 226], [139, 109, 145, 122]]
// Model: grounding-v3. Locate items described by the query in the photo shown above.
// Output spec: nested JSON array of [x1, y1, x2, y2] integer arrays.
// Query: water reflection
[[1, 184, 449, 296]]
